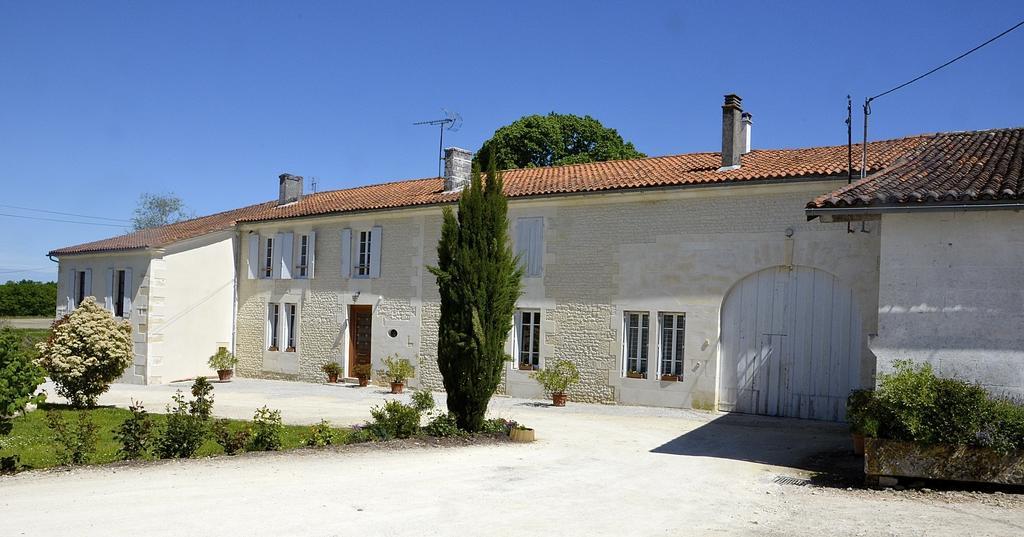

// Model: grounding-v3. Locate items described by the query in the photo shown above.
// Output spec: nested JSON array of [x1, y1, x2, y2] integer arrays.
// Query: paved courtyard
[[2, 379, 1022, 536]]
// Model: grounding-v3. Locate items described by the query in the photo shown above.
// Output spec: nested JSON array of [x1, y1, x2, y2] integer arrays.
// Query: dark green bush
[[424, 412, 465, 438], [211, 419, 250, 455], [366, 400, 421, 440], [114, 399, 153, 460], [410, 390, 435, 413], [0, 327, 46, 437], [247, 406, 282, 451], [857, 360, 1024, 453], [45, 410, 98, 465], [155, 391, 207, 459], [189, 377, 214, 420]]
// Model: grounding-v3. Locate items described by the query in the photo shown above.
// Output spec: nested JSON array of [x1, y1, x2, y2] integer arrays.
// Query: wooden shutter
[[529, 218, 544, 277], [306, 231, 316, 278], [279, 232, 294, 279], [83, 268, 93, 299], [369, 226, 382, 278], [123, 268, 133, 318], [65, 270, 75, 312], [514, 219, 529, 269], [247, 234, 259, 280], [340, 228, 352, 279], [104, 269, 114, 311], [271, 233, 283, 279]]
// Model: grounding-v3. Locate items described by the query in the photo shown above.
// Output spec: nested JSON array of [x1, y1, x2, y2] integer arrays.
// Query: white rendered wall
[[148, 232, 237, 384], [874, 211, 1024, 398]]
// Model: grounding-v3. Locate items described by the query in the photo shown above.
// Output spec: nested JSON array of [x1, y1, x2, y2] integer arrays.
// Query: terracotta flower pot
[[552, 393, 567, 407], [327, 372, 339, 383], [626, 372, 645, 379], [518, 363, 535, 371], [217, 369, 233, 382], [358, 377, 369, 387], [852, 433, 865, 456], [390, 381, 405, 394], [660, 374, 680, 382]]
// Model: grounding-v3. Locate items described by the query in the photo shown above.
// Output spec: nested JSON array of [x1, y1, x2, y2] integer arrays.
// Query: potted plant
[[626, 370, 645, 379], [378, 354, 415, 394], [518, 362, 536, 371], [208, 348, 238, 382], [530, 359, 580, 407], [660, 373, 680, 382], [353, 363, 371, 387], [509, 424, 536, 443], [846, 388, 876, 456], [321, 362, 342, 383]]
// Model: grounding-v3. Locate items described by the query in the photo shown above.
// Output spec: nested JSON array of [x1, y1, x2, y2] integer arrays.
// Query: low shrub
[[211, 419, 250, 455], [410, 390, 435, 413], [304, 419, 337, 447], [114, 399, 153, 460], [424, 412, 464, 438], [856, 360, 1024, 453], [45, 410, 98, 465], [155, 391, 208, 459], [321, 362, 342, 377], [189, 377, 214, 420], [366, 400, 420, 440], [480, 418, 514, 435], [248, 406, 283, 451]]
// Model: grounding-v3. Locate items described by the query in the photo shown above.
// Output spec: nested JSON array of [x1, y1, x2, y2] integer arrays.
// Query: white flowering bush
[[36, 297, 134, 408]]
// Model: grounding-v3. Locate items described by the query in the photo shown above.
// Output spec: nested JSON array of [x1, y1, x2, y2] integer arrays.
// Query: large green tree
[[475, 112, 645, 171], [428, 162, 523, 432]]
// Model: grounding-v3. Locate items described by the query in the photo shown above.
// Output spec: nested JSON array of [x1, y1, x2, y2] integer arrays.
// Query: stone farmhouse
[[48, 96, 1024, 421]]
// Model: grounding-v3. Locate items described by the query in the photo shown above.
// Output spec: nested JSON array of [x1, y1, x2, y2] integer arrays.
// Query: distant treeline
[[0, 280, 57, 317]]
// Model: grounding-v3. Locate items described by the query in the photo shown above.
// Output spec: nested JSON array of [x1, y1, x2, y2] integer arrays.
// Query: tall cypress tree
[[429, 161, 523, 432]]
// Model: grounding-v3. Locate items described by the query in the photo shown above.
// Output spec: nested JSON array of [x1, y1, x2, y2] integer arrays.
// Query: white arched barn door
[[718, 266, 862, 421]]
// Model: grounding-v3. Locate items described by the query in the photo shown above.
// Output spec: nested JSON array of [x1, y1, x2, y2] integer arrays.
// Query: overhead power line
[[869, 18, 1024, 101], [860, 18, 1024, 177], [0, 204, 132, 223], [0, 212, 127, 228]]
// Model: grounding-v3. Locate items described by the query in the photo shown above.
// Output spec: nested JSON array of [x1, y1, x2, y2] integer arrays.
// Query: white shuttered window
[[515, 217, 544, 278]]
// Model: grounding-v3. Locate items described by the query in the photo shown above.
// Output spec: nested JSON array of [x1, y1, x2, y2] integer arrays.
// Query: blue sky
[[2, 1, 1022, 282]]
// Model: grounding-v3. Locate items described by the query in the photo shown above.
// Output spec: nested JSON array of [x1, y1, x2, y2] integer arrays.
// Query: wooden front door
[[348, 305, 372, 376]]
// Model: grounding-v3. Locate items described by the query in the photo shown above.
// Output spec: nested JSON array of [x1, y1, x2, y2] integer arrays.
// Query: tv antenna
[[414, 109, 463, 177]]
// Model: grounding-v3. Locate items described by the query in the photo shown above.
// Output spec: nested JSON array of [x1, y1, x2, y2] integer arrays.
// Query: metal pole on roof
[[861, 98, 870, 179]]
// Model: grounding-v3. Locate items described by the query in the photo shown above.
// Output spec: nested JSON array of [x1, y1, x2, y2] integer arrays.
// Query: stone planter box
[[864, 437, 1024, 486]]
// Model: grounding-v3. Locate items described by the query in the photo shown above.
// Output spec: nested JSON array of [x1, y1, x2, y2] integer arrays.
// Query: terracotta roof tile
[[48, 201, 277, 256], [52, 135, 927, 256], [809, 128, 1024, 210]]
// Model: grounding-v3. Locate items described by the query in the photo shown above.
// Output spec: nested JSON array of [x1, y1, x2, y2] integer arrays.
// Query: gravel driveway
[[2, 379, 1021, 536]]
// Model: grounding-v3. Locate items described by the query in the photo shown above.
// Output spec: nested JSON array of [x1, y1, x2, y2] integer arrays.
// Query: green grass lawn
[[1, 403, 355, 471]]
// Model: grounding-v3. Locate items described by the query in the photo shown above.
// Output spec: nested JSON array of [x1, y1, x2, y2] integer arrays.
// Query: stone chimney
[[443, 147, 473, 192], [278, 173, 303, 205], [720, 94, 744, 168], [741, 112, 753, 154]]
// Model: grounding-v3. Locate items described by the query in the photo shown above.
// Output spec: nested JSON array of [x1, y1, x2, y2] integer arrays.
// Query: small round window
[[388, 329, 399, 338]]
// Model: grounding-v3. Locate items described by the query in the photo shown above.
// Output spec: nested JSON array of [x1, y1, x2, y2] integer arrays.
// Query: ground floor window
[[623, 312, 649, 378], [267, 304, 280, 351], [285, 303, 297, 352], [114, 270, 127, 318], [75, 270, 87, 306], [659, 312, 685, 379], [515, 309, 541, 370]]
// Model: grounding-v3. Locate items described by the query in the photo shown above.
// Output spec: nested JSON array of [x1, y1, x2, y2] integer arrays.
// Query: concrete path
[[2, 379, 1022, 536], [0, 317, 52, 329]]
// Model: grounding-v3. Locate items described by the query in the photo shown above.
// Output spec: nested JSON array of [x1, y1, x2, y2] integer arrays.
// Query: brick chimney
[[721, 94, 744, 168], [278, 173, 303, 205], [443, 147, 473, 192]]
